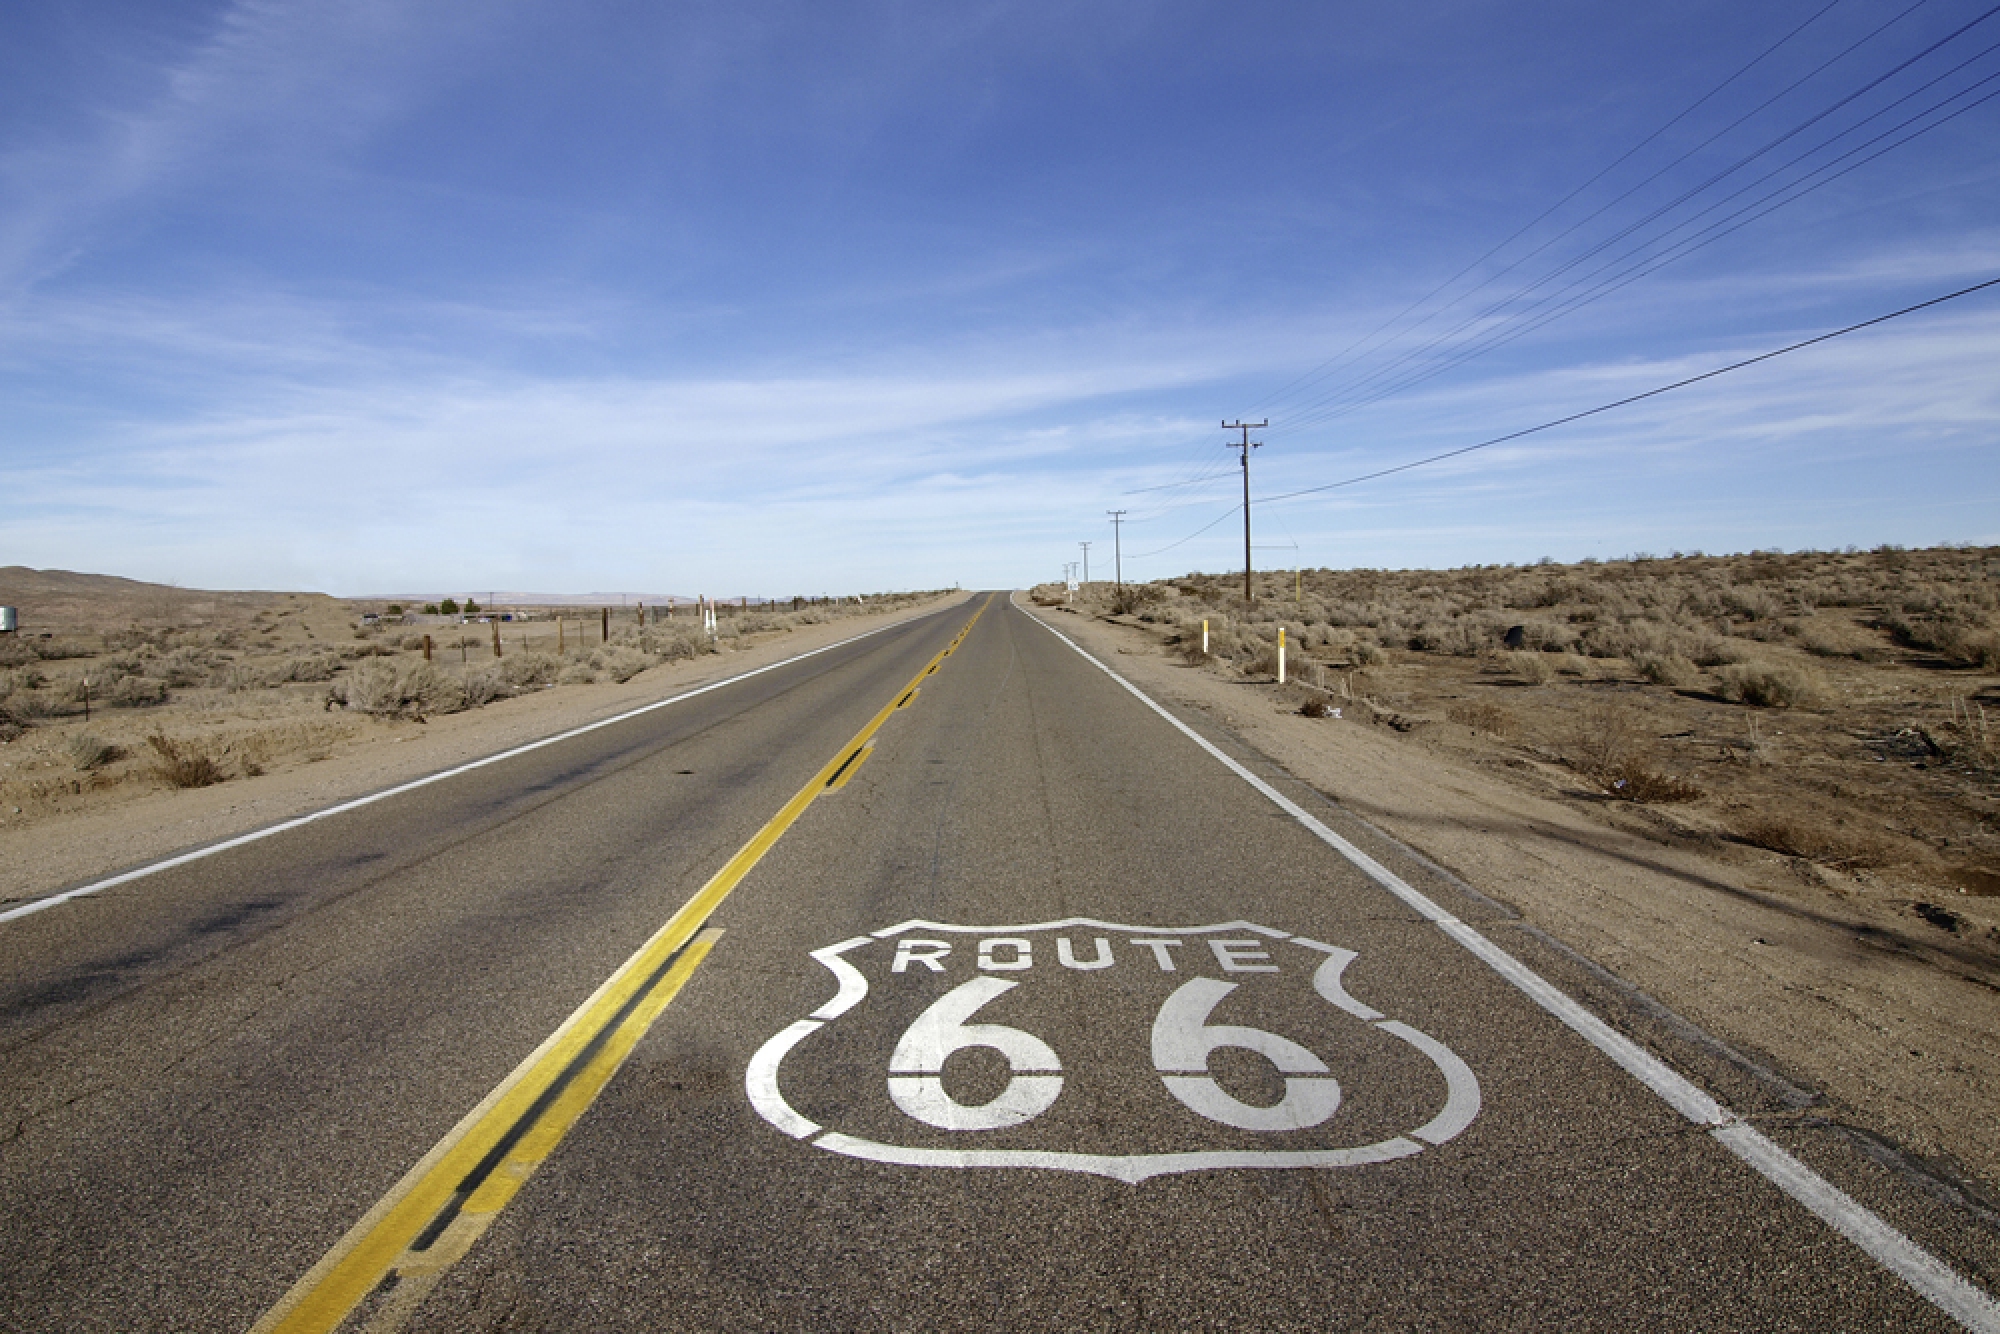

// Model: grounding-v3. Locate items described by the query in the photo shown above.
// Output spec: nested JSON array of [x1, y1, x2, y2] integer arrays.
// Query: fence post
[[492, 621, 502, 658], [601, 607, 609, 643], [557, 619, 564, 655], [423, 634, 433, 662]]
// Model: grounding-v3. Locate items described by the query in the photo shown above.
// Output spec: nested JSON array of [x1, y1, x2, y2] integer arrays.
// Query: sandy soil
[[0, 591, 969, 906], [1018, 594, 2000, 1199]]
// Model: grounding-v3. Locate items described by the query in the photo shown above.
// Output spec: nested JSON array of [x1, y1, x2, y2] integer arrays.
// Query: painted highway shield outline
[[746, 917, 1480, 1184]]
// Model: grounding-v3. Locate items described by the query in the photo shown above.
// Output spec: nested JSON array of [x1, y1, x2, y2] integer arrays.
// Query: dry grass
[[145, 733, 226, 789], [66, 734, 122, 771], [1733, 816, 1886, 869], [1446, 699, 1516, 736]]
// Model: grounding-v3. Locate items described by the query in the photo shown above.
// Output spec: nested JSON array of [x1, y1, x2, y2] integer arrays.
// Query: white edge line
[[1018, 602, 2000, 1332], [0, 614, 929, 927]]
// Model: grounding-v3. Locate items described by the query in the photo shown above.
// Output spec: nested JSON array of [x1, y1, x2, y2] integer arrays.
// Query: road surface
[[1, 592, 1994, 1331]]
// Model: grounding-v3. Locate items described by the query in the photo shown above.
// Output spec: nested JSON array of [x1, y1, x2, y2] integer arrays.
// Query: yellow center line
[[252, 596, 992, 1334]]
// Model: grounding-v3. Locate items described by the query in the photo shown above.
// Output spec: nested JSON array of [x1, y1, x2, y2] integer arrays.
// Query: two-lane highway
[[1, 594, 1993, 1331]]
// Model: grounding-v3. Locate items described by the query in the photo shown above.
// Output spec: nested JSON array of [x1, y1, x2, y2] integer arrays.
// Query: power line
[[1254, 274, 2000, 507], [1247, 0, 1857, 421], [1273, 0, 1983, 436], [1283, 54, 2000, 434]]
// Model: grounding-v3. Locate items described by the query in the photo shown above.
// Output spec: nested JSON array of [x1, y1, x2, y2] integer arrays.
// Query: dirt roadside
[[1016, 593, 2000, 1200], [0, 591, 970, 909]]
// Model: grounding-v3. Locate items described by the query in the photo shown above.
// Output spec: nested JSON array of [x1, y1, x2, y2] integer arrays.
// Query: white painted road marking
[[0, 614, 929, 926], [746, 917, 1481, 1183], [1024, 604, 2000, 1332]]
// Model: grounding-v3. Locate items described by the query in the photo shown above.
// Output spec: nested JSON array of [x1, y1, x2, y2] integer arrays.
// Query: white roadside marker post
[[1202, 619, 1209, 656], [1278, 626, 1287, 684]]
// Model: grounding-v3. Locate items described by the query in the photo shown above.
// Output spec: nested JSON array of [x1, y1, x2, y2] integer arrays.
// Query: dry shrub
[[1735, 816, 1883, 867], [221, 663, 265, 692], [0, 666, 44, 698], [0, 706, 23, 743], [67, 733, 123, 771], [274, 654, 342, 683], [146, 733, 225, 789], [1633, 652, 1698, 688], [333, 661, 465, 718], [1299, 696, 1335, 718], [1110, 583, 1164, 615], [109, 675, 168, 708], [589, 645, 652, 683], [1506, 651, 1554, 684], [1446, 699, 1517, 736], [1940, 697, 1996, 774], [1880, 613, 2000, 669], [7, 690, 66, 720], [1597, 763, 1702, 803], [1562, 701, 1701, 802], [1716, 662, 1824, 709], [1566, 701, 1645, 776], [499, 651, 561, 689], [462, 666, 511, 708], [0, 638, 40, 668]]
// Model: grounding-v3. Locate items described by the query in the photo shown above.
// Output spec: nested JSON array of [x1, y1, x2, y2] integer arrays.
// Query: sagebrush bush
[[589, 646, 652, 683], [274, 654, 342, 683], [333, 661, 465, 718], [68, 733, 122, 771], [109, 675, 168, 707], [1633, 653, 1698, 688], [462, 666, 510, 707], [1716, 662, 1824, 709], [1506, 651, 1553, 684]]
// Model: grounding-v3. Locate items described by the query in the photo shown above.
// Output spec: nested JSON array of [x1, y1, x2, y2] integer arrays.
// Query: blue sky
[[4, 1, 1996, 596]]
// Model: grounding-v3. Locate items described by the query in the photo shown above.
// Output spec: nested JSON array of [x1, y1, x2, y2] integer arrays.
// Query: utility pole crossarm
[[1223, 420, 1268, 604]]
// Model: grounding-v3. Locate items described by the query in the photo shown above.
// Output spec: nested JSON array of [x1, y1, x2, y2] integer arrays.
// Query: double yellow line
[[253, 596, 990, 1334]]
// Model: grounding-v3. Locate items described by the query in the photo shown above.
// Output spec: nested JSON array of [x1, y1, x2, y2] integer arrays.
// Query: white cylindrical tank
[[0, 607, 16, 633]]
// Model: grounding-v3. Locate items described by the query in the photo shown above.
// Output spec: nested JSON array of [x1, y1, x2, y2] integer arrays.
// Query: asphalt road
[[0, 593, 1992, 1331]]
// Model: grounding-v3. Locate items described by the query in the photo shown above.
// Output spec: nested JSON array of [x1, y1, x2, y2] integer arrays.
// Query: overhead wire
[[1269, 0, 1980, 434], [1120, 3, 1864, 512], [1280, 37, 2000, 432], [1122, 6, 1998, 562], [1251, 275, 2000, 507], [1243, 0, 1856, 421]]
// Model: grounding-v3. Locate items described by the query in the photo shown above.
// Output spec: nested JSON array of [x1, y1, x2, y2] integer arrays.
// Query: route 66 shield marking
[[746, 918, 1480, 1184]]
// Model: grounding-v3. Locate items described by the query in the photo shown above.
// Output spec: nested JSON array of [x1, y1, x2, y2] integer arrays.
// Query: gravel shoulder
[[1017, 593, 2000, 1200]]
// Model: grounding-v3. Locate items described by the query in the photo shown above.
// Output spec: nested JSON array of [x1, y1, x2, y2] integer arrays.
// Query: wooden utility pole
[[1223, 420, 1267, 603], [1107, 510, 1127, 588]]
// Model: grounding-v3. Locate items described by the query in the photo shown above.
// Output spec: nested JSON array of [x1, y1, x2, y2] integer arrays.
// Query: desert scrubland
[[0, 568, 955, 893], [1028, 544, 1999, 1193]]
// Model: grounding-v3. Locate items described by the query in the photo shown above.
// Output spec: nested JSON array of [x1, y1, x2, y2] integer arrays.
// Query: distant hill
[[0, 567, 339, 634]]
